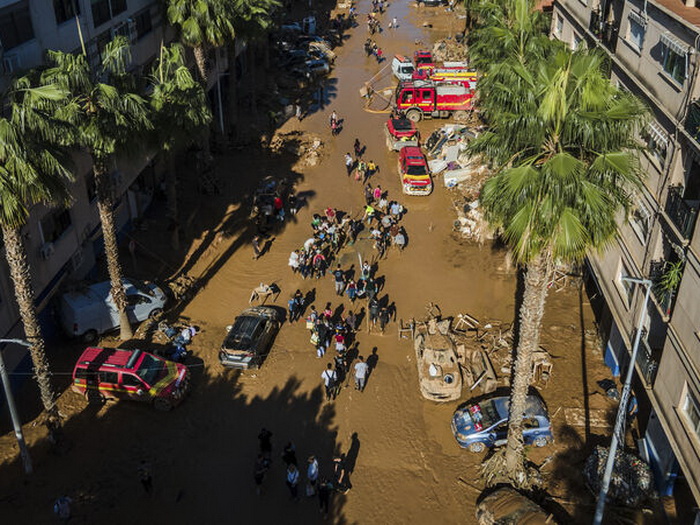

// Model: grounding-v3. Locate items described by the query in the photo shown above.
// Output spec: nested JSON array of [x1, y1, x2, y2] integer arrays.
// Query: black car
[[219, 306, 281, 369], [419, 0, 448, 6]]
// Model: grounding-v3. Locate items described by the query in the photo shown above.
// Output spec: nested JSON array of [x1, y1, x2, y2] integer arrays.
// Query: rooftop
[[653, 0, 700, 28]]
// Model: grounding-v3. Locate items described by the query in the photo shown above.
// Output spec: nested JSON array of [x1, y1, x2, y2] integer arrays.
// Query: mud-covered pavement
[[0, 2, 620, 524]]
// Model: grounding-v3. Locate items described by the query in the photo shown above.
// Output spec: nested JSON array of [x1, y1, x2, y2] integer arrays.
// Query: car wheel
[[468, 441, 486, 453], [153, 397, 173, 411], [406, 109, 422, 123], [149, 308, 163, 320], [533, 436, 548, 448], [82, 329, 98, 344]]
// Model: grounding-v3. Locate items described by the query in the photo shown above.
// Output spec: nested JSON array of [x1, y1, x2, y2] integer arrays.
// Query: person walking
[[379, 306, 391, 333], [288, 250, 300, 273], [258, 428, 273, 464], [361, 260, 372, 281], [366, 279, 378, 303], [286, 464, 300, 501], [138, 460, 153, 495], [321, 363, 338, 401], [306, 455, 319, 496], [354, 355, 369, 391], [332, 264, 345, 296], [292, 290, 304, 322], [368, 297, 380, 329], [344, 152, 354, 176], [318, 478, 333, 517], [345, 279, 357, 302], [282, 442, 298, 466], [354, 138, 362, 158], [373, 185, 383, 202], [345, 310, 358, 332], [288, 296, 297, 323], [252, 235, 262, 259], [332, 455, 349, 494], [254, 454, 269, 495]]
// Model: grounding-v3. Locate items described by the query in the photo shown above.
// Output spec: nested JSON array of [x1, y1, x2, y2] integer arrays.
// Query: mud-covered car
[[219, 306, 281, 369], [475, 487, 555, 525], [385, 117, 419, 151], [398, 146, 432, 195], [451, 394, 553, 453]]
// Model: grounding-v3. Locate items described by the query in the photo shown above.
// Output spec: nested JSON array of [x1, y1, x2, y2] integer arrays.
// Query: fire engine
[[394, 80, 473, 122]]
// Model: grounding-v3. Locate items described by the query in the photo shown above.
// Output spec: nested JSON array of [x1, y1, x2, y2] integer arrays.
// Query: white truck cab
[[392, 55, 415, 81]]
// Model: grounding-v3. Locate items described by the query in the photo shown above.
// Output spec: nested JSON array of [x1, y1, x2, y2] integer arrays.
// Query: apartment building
[[0, 1, 181, 384], [551, 0, 700, 515]]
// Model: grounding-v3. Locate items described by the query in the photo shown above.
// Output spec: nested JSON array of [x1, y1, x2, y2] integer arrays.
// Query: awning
[[660, 32, 688, 56], [628, 10, 647, 27], [648, 121, 668, 147]]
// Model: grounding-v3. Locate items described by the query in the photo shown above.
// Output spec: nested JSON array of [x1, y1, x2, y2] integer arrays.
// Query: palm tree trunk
[[504, 250, 553, 483], [93, 158, 133, 340], [1, 224, 59, 427], [193, 45, 208, 86], [248, 45, 258, 121], [227, 42, 239, 140], [166, 151, 179, 250]]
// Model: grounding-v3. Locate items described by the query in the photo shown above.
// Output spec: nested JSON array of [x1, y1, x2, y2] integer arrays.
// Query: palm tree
[[166, 0, 236, 86], [0, 75, 74, 431], [148, 43, 212, 249], [227, 0, 279, 138], [42, 37, 152, 341], [474, 48, 648, 486]]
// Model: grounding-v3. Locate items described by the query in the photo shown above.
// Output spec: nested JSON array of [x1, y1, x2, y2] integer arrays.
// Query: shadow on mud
[[0, 373, 353, 524]]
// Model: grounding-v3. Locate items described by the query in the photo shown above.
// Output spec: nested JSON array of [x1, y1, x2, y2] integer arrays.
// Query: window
[[627, 17, 645, 51], [99, 371, 119, 384], [572, 33, 582, 51], [40, 208, 72, 243], [54, 0, 80, 25], [134, 8, 152, 39], [661, 34, 687, 84], [682, 390, 700, 439], [630, 200, 651, 243], [554, 14, 563, 38], [617, 262, 634, 306], [643, 122, 669, 167], [122, 374, 143, 387], [0, 2, 35, 50], [91, 0, 127, 28]]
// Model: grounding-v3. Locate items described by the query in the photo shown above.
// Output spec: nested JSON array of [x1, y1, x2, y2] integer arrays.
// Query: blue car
[[451, 394, 553, 453]]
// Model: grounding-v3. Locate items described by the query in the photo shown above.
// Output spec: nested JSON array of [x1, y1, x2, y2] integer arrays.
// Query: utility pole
[[593, 277, 652, 525], [0, 338, 34, 474]]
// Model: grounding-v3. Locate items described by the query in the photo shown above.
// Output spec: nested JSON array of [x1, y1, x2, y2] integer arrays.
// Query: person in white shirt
[[321, 363, 338, 401], [288, 250, 300, 273], [354, 356, 369, 392]]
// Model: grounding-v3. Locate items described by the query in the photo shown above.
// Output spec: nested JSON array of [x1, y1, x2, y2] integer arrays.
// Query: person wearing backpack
[[321, 363, 338, 401]]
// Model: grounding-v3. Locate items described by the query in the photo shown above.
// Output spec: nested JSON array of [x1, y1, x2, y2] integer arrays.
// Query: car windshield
[[416, 56, 431, 65], [135, 354, 166, 386], [223, 316, 262, 350], [392, 119, 413, 131], [406, 164, 427, 176], [469, 400, 500, 428]]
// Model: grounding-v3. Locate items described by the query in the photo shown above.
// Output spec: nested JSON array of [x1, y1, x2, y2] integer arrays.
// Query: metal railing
[[636, 336, 659, 386], [649, 259, 677, 317], [665, 185, 699, 240]]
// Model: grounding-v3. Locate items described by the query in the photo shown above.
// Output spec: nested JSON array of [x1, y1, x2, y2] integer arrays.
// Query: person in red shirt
[[274, 196, 284, 221]]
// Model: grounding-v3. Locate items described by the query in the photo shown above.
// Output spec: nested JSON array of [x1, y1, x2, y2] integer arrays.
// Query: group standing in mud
[[254, 428, 353, 517]]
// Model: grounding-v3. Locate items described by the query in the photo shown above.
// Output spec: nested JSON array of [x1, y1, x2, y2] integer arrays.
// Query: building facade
[[552, 0, 700, 515], [0, 1, 241, 385]]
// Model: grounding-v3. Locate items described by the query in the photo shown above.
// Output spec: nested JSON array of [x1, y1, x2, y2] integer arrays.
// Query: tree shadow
[[0, 372, 351, 524]]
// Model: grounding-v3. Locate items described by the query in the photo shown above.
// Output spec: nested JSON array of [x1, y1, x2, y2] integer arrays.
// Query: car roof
[[489, 395, 548, 419], [401, 146, 424, 157], [75, 347, 144, 370], [390, 118, 415, 131]]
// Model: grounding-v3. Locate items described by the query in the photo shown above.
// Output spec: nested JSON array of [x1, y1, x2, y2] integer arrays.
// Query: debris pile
[[167, 274, 199, 303], [424, 124, 492, 242], [584, 446, 655, 507], [431, 38, 468, 63], [269, 131, 324, 166]]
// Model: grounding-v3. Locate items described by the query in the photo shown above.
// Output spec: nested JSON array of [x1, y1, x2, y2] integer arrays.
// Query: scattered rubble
[[432, 37, 468, 63], [584, 445, 656, 507], [269, 131, 325, 166]]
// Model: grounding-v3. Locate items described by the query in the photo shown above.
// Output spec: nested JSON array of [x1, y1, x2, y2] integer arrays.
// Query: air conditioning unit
[[3, 54, 21, 74], [40, 242, 55, 260], [70, 249, 83, 274]]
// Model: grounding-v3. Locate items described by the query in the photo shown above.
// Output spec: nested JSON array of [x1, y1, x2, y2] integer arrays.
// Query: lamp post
[[593, 277, 652, 525], [0, 338, 34, 474]]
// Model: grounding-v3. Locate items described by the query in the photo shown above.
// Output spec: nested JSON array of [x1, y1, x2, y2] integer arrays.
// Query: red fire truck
[[394, 80, 473, 122]]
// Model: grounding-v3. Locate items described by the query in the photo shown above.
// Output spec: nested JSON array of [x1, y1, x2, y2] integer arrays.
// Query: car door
[[126, 293, 153, 323], [420, 89, 434, 110], [121, 372, 149, 401], [99, 370, 121, 399], [491, 420, 508, 446]]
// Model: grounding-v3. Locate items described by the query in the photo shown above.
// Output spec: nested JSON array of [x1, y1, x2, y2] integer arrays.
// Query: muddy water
[[0, 2, 611, 524]]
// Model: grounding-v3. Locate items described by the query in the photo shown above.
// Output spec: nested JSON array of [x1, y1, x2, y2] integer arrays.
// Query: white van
[[392, 55, 415, 81], [59, 278, 167, 343]]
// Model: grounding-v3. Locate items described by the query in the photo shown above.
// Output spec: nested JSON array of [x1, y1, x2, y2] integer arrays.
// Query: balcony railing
[[649, 259, 679, 317], [665, 185, 699, 240], [636, 336, 659, 386], [685, 101, 700, 143], [588, 11, 619, 52]]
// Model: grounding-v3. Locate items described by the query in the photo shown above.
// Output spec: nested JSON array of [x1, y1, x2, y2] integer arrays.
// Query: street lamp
[[593, 277, 652, 525], [0, 338, 34, 474]]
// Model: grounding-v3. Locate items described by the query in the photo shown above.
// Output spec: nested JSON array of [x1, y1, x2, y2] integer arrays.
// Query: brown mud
[[0, 2, 635, 524]]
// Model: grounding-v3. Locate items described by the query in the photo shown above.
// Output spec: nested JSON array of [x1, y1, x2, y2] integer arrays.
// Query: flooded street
[[0, 2, 615, 524]]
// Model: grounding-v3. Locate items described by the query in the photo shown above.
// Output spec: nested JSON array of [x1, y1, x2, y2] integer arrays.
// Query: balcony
[[636, 335, 659, 386], [588, 11, 619, 53], [665, 185, 699, 240], [649, 259, 683, 318], [685, 101, 700, 144]]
